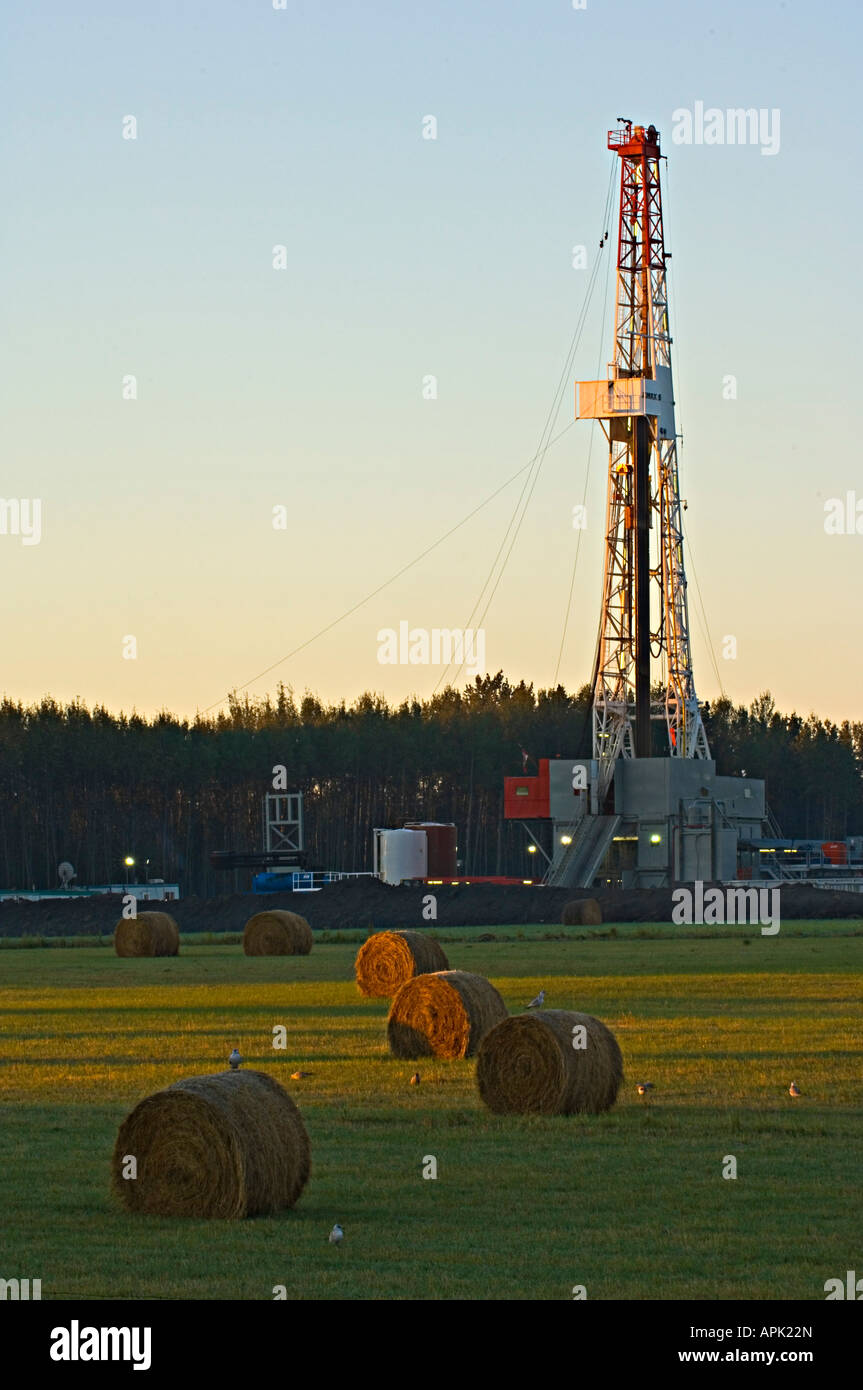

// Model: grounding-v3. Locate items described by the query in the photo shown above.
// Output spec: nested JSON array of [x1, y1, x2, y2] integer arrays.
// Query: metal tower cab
[[504, 121, 767, 889]]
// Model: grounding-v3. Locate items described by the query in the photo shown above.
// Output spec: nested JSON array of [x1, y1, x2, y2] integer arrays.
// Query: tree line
[[0, 676, 860, 895]]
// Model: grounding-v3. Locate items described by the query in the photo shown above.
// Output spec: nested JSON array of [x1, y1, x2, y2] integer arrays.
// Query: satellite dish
[[58, 861, 76, 887]]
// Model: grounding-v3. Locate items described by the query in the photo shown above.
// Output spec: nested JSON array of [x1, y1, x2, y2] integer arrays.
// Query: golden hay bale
[[243, 909, 313, 956], [111, 1069, 311, 1219], [561, 897, 603, 927], [476, 1009, 623, 1116], [387, 969, 508, 1060], [114, 911, 180, 957], [354, 929, 450, 998]]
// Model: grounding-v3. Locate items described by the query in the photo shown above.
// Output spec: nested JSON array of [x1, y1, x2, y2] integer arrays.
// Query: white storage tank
[[374, 828, 427, 885]]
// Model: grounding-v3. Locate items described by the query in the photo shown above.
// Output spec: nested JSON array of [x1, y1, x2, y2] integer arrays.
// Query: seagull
[[229, 1048, 242, 1071], [290, 1070, 310, 1080], [329, 1224, 344, 1245], [526, 989, 546, 1009], [410, 1072, 420, 1086], [789, 1081, 801, 1097], [637, 1082, 654, 1096]]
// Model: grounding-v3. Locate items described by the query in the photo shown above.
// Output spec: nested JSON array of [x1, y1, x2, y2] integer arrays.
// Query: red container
[[821, 842, 847, 865], [503, 759, 551, 819], [403, 822, 458, 877]]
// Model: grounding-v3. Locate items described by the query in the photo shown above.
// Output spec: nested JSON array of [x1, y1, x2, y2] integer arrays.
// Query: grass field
[[2, 924, 861, 1301]]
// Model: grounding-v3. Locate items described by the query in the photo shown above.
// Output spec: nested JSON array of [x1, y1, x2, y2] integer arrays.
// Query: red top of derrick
[[608, 122, 660, 157]]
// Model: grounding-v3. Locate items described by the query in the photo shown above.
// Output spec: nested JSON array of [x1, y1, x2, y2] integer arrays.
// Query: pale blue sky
[[1, 0, 860, 720]]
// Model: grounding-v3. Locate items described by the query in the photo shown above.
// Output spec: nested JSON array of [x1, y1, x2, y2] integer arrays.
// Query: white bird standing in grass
[[526, 989, 546, 1009], [789, 1081, 801, 1097], [229, 1048, 242, 1071], [329, 1224, 344, 1245]]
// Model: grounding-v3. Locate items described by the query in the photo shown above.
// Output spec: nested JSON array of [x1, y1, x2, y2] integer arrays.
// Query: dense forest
[[0, 676, 861, 895]]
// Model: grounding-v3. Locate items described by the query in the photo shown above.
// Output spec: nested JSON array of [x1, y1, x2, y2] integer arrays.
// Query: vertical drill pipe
[[636, 141, 653, 759], [634, 414, 651, 756]]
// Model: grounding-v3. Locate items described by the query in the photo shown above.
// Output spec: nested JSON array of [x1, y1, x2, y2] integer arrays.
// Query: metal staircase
[[544, 814, 620, 888], [764, 805, 784, 839]]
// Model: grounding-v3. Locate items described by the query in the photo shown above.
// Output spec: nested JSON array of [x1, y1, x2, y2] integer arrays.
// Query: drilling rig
[[503, 120, 766, 889], [580, 119, 709, 793]]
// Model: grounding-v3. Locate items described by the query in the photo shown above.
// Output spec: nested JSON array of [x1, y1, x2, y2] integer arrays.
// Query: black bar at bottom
[[6, 1297, 857, 1375]]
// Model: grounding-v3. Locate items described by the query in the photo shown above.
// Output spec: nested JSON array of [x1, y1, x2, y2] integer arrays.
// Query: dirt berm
[[0, 880, 859, 938]]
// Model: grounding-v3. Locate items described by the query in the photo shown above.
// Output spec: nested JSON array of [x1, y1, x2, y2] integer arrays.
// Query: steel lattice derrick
[[578, 122, 709, 800], [614, 152, 670, 376]]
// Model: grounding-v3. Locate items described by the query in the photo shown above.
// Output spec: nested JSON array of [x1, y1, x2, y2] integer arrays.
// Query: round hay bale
[[114, 911, 180, 958], [243, 909, 313, 956], [476, 1009, 623, 1115], [111, 1069, 310, 1218], [561, 897, 603, 927], [387, 969, 508, 1060], [354, 929, 450, 998]]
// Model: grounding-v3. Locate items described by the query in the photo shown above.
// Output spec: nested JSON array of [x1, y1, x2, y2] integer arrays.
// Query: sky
[[1, 0, 860, 724]]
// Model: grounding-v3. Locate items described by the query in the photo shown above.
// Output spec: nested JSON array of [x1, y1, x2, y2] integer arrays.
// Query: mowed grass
[[1, 927, 861, 1301]]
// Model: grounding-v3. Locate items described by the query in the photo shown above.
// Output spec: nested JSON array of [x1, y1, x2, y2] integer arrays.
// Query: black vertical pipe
[[634, 415, 651, 757]]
